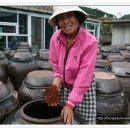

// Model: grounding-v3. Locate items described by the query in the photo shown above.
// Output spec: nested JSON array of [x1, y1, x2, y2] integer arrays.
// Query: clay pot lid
[[12, 51, 33, 61], [96, 59, 109, 63], [27, 70, 53, 78], [96, 59, 110, 68], [24, 70, 53, 88], [125, 43, 130, 46], [120, 51, 130, 57], [95, 72, 116, 80], [17, 42, 30, 46], [94, 72, 123, 96], [118, 45, 127, 50], [111, 62, 130, 68], [16, 49, 29, 52], [101, 46, 112, 53], [0, 81, 11, 102], [39, 49, 49, 53], [127, 46, 130, 50], [4, 48, 11, 51], [107, 54, 123, 62], [111, 62, 130, 77]]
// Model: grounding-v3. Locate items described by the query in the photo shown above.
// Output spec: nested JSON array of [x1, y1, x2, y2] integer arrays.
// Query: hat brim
[[48, 7, 88, 27]]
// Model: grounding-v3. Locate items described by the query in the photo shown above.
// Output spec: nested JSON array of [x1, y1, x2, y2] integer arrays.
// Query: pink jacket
[[49, 27, 97, 108]]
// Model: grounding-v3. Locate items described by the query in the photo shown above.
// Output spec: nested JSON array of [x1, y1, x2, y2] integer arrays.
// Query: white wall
[[112, 23, 130, 45]]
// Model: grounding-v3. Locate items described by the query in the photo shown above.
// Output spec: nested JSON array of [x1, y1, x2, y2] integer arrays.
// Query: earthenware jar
[[0, 51, 8, 71], [7, 51, 37, 91], [3, 99, 80, 124], [95, 72, 129, 124], [36, 49, 52, 70], [0, 66, 8, 84], [0, 81, 19, 123]]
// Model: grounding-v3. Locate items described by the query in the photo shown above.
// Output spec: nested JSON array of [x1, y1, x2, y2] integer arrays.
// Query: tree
[[99, 15, 113, 33]]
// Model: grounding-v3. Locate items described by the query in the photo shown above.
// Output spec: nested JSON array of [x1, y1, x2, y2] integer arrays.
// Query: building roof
[[87, 17, 100, 23], [103, 19, 130, 24], [1, 6, 53, 14], [0, 6, 100, 23]]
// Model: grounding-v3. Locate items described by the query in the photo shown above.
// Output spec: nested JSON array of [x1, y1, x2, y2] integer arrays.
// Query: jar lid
[[12, 52, 33, 62], [94, 72, 123, 96], [111, 62, 130, 77], [24, 70, 53, 89]]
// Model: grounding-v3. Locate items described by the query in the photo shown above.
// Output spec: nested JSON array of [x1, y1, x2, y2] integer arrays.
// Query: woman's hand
[[44, 84, 60, 106], [61, 106, 74, 124]]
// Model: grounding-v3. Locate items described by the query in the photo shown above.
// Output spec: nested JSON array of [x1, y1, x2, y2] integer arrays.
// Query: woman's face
[[56, 12, 79, 36]]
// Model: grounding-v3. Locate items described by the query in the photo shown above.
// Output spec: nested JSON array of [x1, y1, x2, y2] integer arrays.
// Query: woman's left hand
[[61, 106, 74, 124]]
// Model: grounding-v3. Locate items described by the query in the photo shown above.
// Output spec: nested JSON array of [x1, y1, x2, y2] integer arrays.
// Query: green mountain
[[121, 14, 130, 19], [80, 6, 114, 19], [80, 6, 130, 20]]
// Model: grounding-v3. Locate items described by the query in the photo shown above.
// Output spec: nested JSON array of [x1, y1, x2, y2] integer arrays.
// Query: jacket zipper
[[63, 47, 70, 88], [58, 37, 75, 88]]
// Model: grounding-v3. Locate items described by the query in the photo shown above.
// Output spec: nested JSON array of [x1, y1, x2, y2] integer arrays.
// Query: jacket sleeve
[[66, 40, 98, 108], [49, 35, 61, 79]]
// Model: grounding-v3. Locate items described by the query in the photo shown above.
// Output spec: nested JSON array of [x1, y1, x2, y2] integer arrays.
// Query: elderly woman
[[46, 6, 97, 124]]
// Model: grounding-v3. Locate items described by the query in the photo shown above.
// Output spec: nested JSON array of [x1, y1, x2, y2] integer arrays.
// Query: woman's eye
[[57, 16, 64, 21], [67, 12, 75, 18], [68, 14, 73, 17]]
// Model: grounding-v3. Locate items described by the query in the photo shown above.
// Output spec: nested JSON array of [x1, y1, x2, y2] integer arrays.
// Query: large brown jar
[[0, 51, 8, 71], [95, 72, 129, 124], [96, 94, 129, 124], [36, 49, 52, 70], [36, 49, 49, 61], [100, 46, 112, 59], [0, 66, 8, 84], [3, 99, 80, 124], [111, 62, 130, 103], [7, 51, 37, 91], [0, 81, 19, 123], [3, 48, 11, 59]]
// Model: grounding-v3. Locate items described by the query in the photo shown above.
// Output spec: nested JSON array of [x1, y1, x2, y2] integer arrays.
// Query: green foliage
[[80, 6, 113, 19], [99, 17, 113, 33], [79, 6, 114, 33]]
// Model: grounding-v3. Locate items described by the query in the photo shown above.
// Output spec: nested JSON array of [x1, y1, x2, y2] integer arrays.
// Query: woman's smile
[[64, 25, 73, 31]]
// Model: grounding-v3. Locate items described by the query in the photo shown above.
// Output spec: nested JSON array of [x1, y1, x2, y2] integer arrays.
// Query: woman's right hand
[[44, 84, 60, 106]]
